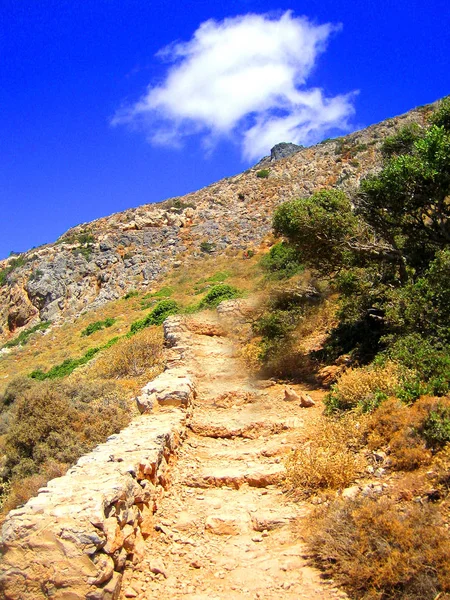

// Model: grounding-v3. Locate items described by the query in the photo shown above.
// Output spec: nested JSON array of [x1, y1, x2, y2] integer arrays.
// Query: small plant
[[130, 300, 179, 333], [123, 290, 139, 299], [0, 255, 27, 286], [206, 271, 231, 283], [81, 317, 116, 337], [200, 241, 216, 254], [198, 284, 240, 309], [166, 198, 195, 211], [143, 286, 174, 299], [256, 169, 270, 179], [72, 246, 92, 261], [3, 322, 51, 349], [28, 269, 43, 282], [58, 230, 95, 246]]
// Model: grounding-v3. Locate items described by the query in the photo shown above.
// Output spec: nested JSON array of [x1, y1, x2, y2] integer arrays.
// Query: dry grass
[[366, 397, 450, 471], [285, 412, 367, 495], [0, 251, 264, 394], [326, 362, 401, 412], [166, 251, 263, 307], [292, 296, 339, 353], [0, 461, 67, 516], [0, 298, 153, 393], [86, 327, 165, 383], [308, 496, 450, 600]]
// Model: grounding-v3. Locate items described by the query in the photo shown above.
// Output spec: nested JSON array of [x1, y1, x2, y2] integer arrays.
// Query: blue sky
[[1, 0, 449, 259]]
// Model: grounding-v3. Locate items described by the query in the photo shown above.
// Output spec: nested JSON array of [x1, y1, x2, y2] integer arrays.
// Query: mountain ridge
[[0, 101, 436, 342]]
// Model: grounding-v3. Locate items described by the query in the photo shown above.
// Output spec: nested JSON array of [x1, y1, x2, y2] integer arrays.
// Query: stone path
[[120, 306, 348, 600]]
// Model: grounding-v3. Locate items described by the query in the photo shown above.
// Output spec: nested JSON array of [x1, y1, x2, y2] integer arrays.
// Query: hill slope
[[0, 102, 434, 342]]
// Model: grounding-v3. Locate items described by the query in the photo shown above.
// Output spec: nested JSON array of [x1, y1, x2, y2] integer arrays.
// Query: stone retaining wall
[[0, 317, 194, 599]]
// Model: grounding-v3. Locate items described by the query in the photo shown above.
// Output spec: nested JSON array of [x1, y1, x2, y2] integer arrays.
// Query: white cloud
[[113, 11, 357, 161]]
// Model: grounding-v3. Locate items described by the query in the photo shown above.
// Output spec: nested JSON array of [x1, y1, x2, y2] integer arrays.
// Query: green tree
[[273, 98, 450, 364]]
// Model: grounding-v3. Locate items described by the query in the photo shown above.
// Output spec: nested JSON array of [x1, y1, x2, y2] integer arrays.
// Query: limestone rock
[[299, 392, 315, 408], [284, 387, 299, 402], [205, 514, 249, 536], [137, 369, 195, 412], [0, 411, 186, 599]]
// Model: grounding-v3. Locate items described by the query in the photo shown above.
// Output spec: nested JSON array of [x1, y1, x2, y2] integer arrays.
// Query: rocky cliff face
[[0, 103, 433, 341]]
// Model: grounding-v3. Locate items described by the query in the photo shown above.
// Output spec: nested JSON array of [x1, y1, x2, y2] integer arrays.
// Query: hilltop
[[0, 102, 433, 341]]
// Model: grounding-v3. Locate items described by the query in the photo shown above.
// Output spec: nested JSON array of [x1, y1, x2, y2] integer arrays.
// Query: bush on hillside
[[260, 242, 304, 279], [380, 122, 423, 157], [325, 362, 401, 413], [90, 327, 164, 379], [3, 380, 129, 480], [286, 413, 366, 495], [81, 317, 115, 336], [309, 497, 450, 600], [130, 299, 179, 333], [3, 321, 51, 348], [198, 284, 240, 309]]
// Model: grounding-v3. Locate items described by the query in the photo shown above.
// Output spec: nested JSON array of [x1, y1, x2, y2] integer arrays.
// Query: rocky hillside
[[0, 102, 434, 342]]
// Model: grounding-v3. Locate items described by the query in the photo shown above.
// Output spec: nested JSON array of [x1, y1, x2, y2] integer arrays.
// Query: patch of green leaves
[[3, 322, 51, 349], [260, 242, 303, 280], [81, 318, 116, 337], [29, 337, 120, 380], [130, 300, 179, 334]]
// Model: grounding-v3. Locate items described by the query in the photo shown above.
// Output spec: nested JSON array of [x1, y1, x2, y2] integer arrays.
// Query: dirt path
[[119, 307, 347, 600]]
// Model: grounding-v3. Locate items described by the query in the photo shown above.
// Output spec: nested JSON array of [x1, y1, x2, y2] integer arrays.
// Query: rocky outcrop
[[0, 102, 434, 341]]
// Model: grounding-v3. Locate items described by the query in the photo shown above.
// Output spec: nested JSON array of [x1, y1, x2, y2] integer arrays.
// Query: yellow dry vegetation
[[285, 412, 367, 495], [308, 496, 450, 600], [328, 361, 402, 411], [85, 326, 165, 387], [0, 251, 264, 394]]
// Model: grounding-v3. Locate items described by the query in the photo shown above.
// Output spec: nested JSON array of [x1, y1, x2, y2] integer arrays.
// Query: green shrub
[[28, 269, 43, 282], [3, 321, 51, 349], [380, 334, 450, 400], [81, 318, 116, 337], [72, 246, 92, 261], [429, 95, 450, 130], [0, 255, 27, 286], [124, 290, 139, 299], [380, 123, 423, 157], [260, 242, 303, 279], [198, 284, 240, 309], [421, 403, 450, 448], [200, 241, 215, 254], [130, 299, 179, 333], [28, 336, 120, 380], [256, 169, 270, 178], [206, 271, 231, 283], [149, 286, 174, 298], [253, 310, 297, 340]]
